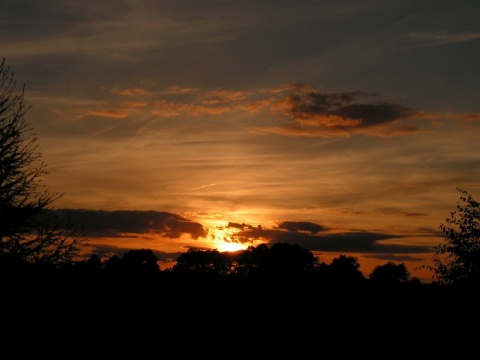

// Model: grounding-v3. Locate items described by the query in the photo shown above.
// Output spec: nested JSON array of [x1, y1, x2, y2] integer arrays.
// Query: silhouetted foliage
[[122, 248, 161, 275], [86, 253, 102, 269], [0, 58, 86, 268], [325, 254, 365, 284], [234, 243, 270, 276], [425, 188, 480, 286], [61, 253, 103, 276], [234, 242, 318, 277], [172, 248, 231, 275], [42, 243, 428, 293], [369, 261, 410, 285], [103, 254, 125, 275]]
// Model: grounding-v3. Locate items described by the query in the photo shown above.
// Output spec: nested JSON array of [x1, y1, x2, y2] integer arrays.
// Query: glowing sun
[[210, 226, 247, 252], [216, 241, 245, 252]]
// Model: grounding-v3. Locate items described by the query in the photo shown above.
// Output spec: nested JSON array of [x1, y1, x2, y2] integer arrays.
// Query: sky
[[2, 0, 480, 282]]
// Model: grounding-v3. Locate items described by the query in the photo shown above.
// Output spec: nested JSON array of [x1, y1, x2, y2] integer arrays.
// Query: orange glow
[[208, 221, 249, 253], [215, 241, 246, 252]]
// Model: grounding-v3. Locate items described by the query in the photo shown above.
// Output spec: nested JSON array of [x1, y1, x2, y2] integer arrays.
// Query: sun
[[210, 225, 247, 252], [216, 241, 246, 252]]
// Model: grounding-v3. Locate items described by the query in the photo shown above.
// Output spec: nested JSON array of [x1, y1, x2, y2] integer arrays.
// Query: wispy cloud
[[74, 82, 440, 137], [83, 110, 128, 118], [402, 31, 480, 47]]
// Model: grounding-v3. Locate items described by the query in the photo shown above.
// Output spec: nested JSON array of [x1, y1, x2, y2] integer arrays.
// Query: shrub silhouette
[[369, 261, 410, 286], [424, 187, 480, 286]]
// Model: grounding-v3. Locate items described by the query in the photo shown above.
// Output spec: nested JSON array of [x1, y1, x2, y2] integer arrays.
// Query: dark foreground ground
[[2, 271, 479, 357]]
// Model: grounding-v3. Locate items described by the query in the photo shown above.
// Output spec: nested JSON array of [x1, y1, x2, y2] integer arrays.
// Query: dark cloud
[[268, 86, 421, 137], [226, 222, 259, 230], [282, 90, 416, 125], [233, 226, 432, 254], [53, 209, 434, 262], [49, 209, 208, 239], [363, 253, 425, 263], [337, 102, 416, 126], [276, 221, 326, 234]]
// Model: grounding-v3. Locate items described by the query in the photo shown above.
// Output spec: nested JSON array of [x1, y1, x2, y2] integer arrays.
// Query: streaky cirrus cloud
[[83, 110, 128, 119], [402, 31, 480, 47]]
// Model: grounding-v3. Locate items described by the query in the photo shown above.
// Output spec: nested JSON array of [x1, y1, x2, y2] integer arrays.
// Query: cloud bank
[[51, 210, 435, 262]]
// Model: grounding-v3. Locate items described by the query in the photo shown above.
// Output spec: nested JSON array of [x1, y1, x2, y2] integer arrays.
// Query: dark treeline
[[3, 241, 477, 326], [0, 242, 447, 295]]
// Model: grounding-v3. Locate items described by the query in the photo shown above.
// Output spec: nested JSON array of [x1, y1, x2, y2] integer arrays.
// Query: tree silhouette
[[122, 249, 161, 275], [369, 261, 410, 286], [232, 242, 318, 277], [172, 248, 231, 275], [233, 243, 271, 276], [0, 58, 86, 268], [103, 254, 125, 275], [325, 254, 366, 285], [426, 187, 480, 286]]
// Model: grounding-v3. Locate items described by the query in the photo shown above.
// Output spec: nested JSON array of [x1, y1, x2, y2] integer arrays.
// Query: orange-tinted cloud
[[459, 113, 480, 122], [120, 101, 149, 108], [84, 83, 460, 138], [256, 87, 423, 137], [113, 87, 151, 97], [203, 89, 249, 102], [152, 99, 231, 116], [164, 85, 199, 95]]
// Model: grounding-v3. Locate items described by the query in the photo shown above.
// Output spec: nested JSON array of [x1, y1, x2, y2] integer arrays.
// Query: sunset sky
[[3, 1, 480, 282]]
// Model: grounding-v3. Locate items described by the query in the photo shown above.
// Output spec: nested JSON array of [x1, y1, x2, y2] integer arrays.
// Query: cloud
[[152, 100, 232, 117], [203, 89, 249, 102], [194, 183, 218, 190], [276, 221, 326, 234], [113, 87, 151, 97], [363, 253, 425, 262], [403, 31, 480, 47], [98, 81, 428, 137], [164, 86, 199, 95], [50, 209, 435, 268], [226, 222, 258, 231], [120, 101, 148, 108], [260, 87, 422, 137], [459, 113, 480, 122], [231, 223, 433, 254], [83, 110, 128, 118], [50, 209, 208, 239], [59, 81, 456, 140], [50, 209, 434, 255]]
